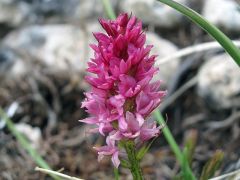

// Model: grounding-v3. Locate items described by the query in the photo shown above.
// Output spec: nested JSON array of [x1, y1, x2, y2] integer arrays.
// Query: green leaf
[[137, 138, 156, 160], [184, 130, 198, 166], [120, 159, 130, 168], [182, 147, 195, 180], [157, 0, 240, 66], [101, 0, 116, 20], [200, 150, 224, 180]]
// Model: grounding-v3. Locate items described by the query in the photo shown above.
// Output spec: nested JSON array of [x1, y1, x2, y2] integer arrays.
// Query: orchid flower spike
[[80, 13, 166, 168]]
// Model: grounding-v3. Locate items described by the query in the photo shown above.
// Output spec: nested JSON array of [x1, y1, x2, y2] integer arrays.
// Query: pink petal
[[109, 131, 122, 141], [140, 122, 160, 141], [112, 151, 120, 168], [136, 113, 145, 126], [119, 117, 128, 131], [79, 117, 98, 124], [125, 112, 140, 132]]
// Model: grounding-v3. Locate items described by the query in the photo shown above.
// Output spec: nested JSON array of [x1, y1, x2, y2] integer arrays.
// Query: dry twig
[[156, 41, 240, 65], [35, 167, 84, 180]]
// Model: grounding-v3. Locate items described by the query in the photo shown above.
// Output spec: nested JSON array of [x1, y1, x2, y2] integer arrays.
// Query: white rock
[[197, 54, 240, 109], [15, 123, 42, 149], [202, 0, 240, 32], [0, 0, 117, 26], [146, 32, 180, 86], [73, 0, 105, 20], [2, 24, 100, 74], [29, 0, 108, 22], [120, 0, 189, 28], [0, 0, 30, 26]]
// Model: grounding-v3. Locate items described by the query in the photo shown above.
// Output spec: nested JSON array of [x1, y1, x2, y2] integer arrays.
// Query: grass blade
[[101, 0, 116, 20], [200, 150, 224, 180]]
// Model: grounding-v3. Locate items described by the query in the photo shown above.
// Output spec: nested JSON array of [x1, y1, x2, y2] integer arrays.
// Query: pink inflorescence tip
[[80, 13, 166, 168]]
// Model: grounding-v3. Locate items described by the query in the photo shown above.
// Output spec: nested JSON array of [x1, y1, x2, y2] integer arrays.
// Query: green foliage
[[184, 130, 198, 166], [101, 0, 116, 19], [200, 150, 224, 180], [114, 168, 119, 180], [137, 138, 156, 161], [120, 159, 130, 168]]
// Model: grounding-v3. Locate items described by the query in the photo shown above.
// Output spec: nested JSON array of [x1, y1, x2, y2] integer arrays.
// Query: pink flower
[[94, 136, 120, 168], [110, 112, 160, 141], [136, 81, 166, 117], [140, 120, 160, 142], [119, 75, 141, 97], [119, 112, 144, 138], [80, 13, 166, 168], [80, 93, 125, 135]]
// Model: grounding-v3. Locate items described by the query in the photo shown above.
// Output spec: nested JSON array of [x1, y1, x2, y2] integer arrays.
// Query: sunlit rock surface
[[203, 0, 240, 32], [197, 54, 240, 109], [2, 24, 100, 75], [146, 32, 180, 87]]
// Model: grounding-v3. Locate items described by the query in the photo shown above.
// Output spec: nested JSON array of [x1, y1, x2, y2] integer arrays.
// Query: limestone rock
[[197, 54, 240, 109], [15, 123, 42, 149], [2, 24, 99, 74], [0, 0, 116, 26], [0, 0, 30, 26], [120, 0, 189, 28], [202, 0, 240, 32], [146, 32, 180, 87]]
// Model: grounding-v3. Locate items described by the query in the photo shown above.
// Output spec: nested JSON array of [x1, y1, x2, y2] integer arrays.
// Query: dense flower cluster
[[80, 13, 166, 168]]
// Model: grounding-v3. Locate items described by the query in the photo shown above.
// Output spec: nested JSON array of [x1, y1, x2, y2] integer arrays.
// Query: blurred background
[[0, 0, 240, 179]]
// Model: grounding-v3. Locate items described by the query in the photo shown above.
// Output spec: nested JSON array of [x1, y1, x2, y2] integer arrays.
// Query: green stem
[[157, 0, 240, 66], [0, 107, 59, 180], [124, 141, 144, 180], [114, 167, 119, 180], [154, 110, 196, 180], [101, 0, 116, 20]]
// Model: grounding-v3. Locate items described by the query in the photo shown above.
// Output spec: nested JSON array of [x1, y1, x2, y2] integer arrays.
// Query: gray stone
[[0, 46, 26, 78], [0, 0, 116, 26], [15, 123, 42, 149], [120, 0, 189, 28], [197, 54, 240, 109], [146, 32, 180, 87], [28, 0, 105, 23], [2, 24, 99, 74], [0, 0, 30, 26], [202, 0, 240, 32], [0, 47, 16, 75]]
